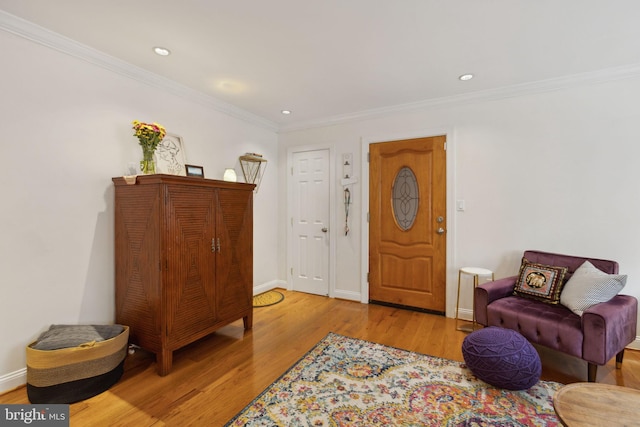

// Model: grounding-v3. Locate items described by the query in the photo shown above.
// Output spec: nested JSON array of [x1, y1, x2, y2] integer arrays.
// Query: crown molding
[[278, 63, 640, 133], [5, 10, 640, 135], [0, 10, 278, 132]]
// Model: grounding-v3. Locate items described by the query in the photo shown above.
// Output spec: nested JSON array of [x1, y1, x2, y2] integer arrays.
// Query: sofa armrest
[[582, 294, 638, 365], [474, 276, 517, 325]]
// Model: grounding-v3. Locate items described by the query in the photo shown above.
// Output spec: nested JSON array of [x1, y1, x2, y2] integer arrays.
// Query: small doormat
[[253, 290, 284, 307]]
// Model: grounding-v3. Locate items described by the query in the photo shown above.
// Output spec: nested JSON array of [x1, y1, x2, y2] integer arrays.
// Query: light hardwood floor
[[2, 289, 639, 426]]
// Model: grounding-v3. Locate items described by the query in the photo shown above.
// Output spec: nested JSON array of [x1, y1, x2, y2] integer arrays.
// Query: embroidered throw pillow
[[513, 258, 568, 304], [560, 261, 627, 316]]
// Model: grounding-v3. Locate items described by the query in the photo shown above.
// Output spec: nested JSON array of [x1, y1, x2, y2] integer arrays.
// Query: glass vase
[[140, 149, 156, 175]]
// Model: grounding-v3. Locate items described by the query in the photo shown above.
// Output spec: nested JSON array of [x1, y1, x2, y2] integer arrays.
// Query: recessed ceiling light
[[459, 73, 474, 81], [281, 110, 291, 115], [153, 46, 171, 56]]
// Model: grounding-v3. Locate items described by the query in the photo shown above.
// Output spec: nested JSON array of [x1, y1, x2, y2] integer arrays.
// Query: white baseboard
[[627, 337, 640, 350], [455, 308, 474, 321], [0, 367, 26, 394], [253, 280, 286, 296], [333, 289, 361, 302]]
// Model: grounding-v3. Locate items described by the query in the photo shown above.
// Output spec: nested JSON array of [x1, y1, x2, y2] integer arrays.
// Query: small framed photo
[[185, 164, 204, 178]]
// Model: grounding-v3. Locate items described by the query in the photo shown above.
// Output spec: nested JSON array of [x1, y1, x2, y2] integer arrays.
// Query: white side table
[[455, 267, 494, 332]]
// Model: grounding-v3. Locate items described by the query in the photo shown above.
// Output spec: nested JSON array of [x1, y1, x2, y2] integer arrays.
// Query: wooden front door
[[369, 135, 447, 313]]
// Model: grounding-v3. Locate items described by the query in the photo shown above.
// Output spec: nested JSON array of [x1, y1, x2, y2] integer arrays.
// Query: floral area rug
[[225, 332, 562, 426]]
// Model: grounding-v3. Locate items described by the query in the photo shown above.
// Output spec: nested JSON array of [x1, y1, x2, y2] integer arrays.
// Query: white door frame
[[287, 144, 337, 297], [361, 127, 458, 317]]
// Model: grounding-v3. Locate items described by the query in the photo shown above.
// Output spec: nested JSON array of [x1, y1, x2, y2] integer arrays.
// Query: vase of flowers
[[132, 120, 167, 174]]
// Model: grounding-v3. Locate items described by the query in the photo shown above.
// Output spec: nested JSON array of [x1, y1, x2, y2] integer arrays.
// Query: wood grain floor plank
[[1, 289, 638, 426]]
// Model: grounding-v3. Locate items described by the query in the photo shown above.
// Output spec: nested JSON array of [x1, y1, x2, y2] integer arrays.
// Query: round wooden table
[[553, 382, 640, 426]]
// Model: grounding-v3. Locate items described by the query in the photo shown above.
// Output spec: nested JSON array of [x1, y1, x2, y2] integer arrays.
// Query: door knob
[[321, 227, 328, 233], [437, 227, 445, 235]]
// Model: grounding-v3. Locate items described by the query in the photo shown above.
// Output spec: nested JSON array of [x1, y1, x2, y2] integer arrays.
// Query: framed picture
[[185, 164, 204, 178], [155, 134, 186, 176]]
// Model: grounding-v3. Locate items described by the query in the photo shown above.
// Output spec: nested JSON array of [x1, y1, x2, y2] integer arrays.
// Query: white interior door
[[291, 149, 330, 295]]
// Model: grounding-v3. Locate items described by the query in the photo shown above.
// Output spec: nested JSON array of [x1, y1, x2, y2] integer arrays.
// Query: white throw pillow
[[560, 261, 627, 316]]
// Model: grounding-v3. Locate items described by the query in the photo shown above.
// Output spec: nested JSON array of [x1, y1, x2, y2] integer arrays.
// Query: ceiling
[[1, 1, 640, 130]]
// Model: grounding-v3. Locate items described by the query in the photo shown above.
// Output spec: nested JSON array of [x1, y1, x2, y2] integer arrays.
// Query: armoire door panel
[[114, 185, 162, 347], [216, 188, 253, 320], [164, 185, 217, 342]]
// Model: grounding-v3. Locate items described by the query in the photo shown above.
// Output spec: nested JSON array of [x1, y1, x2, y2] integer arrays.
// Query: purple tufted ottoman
[[462, 326, 541, 390]]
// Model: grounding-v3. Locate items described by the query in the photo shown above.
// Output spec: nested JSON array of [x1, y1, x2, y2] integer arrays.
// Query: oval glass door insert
[[392, 166, 419, 230]]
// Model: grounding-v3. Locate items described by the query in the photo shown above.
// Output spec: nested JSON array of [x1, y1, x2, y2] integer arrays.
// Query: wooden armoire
[[112, 174, 254, 375]]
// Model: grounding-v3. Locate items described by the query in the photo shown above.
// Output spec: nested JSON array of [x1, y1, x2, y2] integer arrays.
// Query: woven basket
[[26, 325, 129, 403]]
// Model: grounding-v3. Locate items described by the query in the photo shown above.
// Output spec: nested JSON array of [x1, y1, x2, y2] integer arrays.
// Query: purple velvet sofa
[[474, 250, 637, 382]]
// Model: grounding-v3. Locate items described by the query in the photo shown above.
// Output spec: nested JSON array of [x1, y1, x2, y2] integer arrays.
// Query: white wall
[[278, 74, 640, 340], [4, 13, 640, 395], [0, 29, 279, 392]]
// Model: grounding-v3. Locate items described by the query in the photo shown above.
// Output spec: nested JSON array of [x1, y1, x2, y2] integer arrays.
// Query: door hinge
[[367, 212, 370, 222], [291, 217, 293, 227], [367, 152, 370, 162], [444, 141, 447, 150], [290, 267, 293, 276], [367, 272, 369, 282], [291, 167, 293, 175]]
